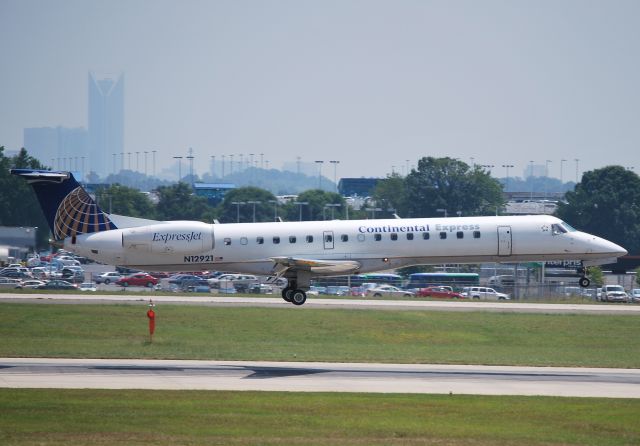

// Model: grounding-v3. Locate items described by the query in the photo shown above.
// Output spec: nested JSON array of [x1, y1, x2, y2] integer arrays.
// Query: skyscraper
[[88, 72, 124, 178]]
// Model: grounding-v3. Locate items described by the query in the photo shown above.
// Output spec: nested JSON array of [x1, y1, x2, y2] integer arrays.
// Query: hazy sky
[[1, 0, 639, 180]]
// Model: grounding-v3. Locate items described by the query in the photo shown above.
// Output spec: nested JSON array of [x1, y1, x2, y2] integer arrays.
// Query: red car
[[116, 273, 158, 287], [416, 286, 464, 299]]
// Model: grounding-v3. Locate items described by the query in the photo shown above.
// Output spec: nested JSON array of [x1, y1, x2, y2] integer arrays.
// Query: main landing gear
[[577, 264, 591, 288], [281, 286, 307, 306]]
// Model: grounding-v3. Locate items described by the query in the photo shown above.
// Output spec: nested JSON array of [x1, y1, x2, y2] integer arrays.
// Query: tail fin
[[11, 169, 117, 241]]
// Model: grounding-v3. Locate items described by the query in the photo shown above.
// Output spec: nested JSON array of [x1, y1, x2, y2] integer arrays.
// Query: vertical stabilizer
[[11, 169, 117, 240]]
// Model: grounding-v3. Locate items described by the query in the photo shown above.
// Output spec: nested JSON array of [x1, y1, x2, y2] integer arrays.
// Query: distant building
[[338, 178, 380, 197], [193, 183, 236, 205], [23, 126, 88, 171], [88, 72, 124, 178], [0, 226, 38, 263]]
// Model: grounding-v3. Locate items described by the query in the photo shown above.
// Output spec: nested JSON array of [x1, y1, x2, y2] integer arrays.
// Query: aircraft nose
[[598, 238, 627, 257]]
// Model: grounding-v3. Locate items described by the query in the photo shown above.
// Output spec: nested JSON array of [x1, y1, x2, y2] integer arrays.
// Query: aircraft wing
[[270, 257, 361, 276]]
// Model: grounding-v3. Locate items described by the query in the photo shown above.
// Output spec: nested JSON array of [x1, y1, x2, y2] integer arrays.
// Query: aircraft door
[[497, 226, 512, 256], [323, 231, 334, 250]]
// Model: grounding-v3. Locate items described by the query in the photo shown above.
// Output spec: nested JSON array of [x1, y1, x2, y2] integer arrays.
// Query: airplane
[[12, 169, 627, 305]]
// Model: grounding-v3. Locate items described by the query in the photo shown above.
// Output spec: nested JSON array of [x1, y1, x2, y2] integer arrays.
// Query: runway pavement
[[2, 292, 640, 314], [1, 358, 639, 398]]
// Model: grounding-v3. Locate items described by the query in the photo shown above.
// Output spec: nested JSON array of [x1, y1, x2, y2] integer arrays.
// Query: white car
[[631, 289, 640, 303], [17, 280, 47, 289], [207, 274, 258, 289], [0, 277, 23, 289], [600, 285, 629, 303], [461, 286, 510, 300], [79, 282, 97, 292], [365, 285, 415, 298], [95, 272, 123, 284]]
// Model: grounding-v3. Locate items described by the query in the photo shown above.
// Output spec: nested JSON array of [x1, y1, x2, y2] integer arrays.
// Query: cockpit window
[[560, 222, 577, 232], [551, 223, 567, 235]]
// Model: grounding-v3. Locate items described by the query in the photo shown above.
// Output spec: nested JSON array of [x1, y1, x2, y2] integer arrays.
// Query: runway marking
[[2, 358, 639, 398]]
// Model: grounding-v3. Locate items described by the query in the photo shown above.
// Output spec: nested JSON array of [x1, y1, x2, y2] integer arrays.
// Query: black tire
[[146, 282, 154, 288], [281, 287, 293, 302], [579, 277, 590, 288], [291, 290, 307, 306], [373, 293, 382, 297], [104, 279, 111, 284], [122, 282, 129, 287]]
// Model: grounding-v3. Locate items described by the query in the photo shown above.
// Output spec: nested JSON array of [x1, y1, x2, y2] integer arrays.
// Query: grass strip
[[1, 389, 639, 446], [1, 303, 639, 367]]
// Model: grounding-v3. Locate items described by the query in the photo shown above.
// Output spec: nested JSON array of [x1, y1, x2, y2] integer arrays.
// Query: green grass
[[1, 303, 639, 367], [0, 389, 639, 445]]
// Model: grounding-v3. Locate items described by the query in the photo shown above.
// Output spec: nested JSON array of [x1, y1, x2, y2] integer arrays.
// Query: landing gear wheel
[[579, 277, 590, 288], [281, 287, 294, 302], [291, 289, 307, 306]]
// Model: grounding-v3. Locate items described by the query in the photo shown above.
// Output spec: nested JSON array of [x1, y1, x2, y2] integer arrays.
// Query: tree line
[[1, 147, 639, 256]]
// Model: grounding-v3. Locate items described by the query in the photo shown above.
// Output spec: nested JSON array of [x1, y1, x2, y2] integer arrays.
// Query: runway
[[3, 292, 640, 314], [1, 358, 639, 398]]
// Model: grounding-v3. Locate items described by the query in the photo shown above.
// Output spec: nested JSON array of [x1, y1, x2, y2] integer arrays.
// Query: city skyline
[[1, 1, 639, 180]]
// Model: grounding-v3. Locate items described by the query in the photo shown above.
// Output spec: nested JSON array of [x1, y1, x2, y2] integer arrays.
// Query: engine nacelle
[[122, 222, 214, 254]]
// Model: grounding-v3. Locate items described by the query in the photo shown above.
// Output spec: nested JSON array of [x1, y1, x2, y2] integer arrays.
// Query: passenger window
[[439, 232, 447, 239], [406, 233, 414, 240], [390, 233, 398, 241], [357, 234, 365, 242], [422, 232, 430, 240], [306, 235, 313, 243], [224, 238, 232, 246], [374, 234, 382, 241], [456, 232, 463, 239], [289, 236, 296, 243], [257, 237, 264, 244], [240, 237, 248, 245], [473, 231, 481, 239], [273, 236, 280, 244], [341, 234, 348, 242]]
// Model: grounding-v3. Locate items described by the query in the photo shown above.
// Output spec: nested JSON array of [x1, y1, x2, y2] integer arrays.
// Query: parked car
[[169, 274, 209, 288], [631, 289, 640, 303], [36, 280, 77, 290], [17, 280, 47, 289], [207, 274, 259, 290], [0, 277, 23, 289], [416, 286, 464, 299], [461, 287, 510, 300], [79, 282, 97, 292], [600, 285, 629, 303], [95, 271, 123, 284], [366, 285, 415, 298], [325, 286, 351, 296], [307, 286, 326, 296], [116, 273, 158, 287]]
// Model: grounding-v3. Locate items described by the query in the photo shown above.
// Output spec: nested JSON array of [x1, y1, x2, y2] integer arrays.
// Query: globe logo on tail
[[53, 187, 117, 240]]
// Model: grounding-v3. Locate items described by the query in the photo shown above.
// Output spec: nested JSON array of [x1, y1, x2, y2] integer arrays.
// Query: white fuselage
[[64, 215, 626, 275]]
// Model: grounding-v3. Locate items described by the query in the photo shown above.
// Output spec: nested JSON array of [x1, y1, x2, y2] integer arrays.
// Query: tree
[[281, 190, 346, 221], [0, 147, 51, 248], [155, 183, 215, 222], [556, 166, 640, 255], [372, 173, 409, 217], [587, 266, 604, 287], [94, 184, 155, 219], [218, 187, 277, 223], [404, 157, 504, 218]]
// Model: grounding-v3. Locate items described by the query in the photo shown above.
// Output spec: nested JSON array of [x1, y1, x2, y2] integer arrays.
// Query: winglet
[[11, 169, 117, 240]]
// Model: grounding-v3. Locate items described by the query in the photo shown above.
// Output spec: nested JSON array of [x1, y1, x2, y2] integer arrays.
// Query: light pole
[[545, 160, 552, 198], [574, 158, 580, 183], [502, 164, 514, 191], [247, 200, 261, 223], [295, 201, 308, 221], [210, 155, 216, 177], [329, 160, 340, 192], [479, 164, 494, 174], [315, 160, 324, 189], [229, 154, 234, 175], [268, 200, 278, 221], [135, 152, 140, 172], [221, 155, 226, 178], [436, 208, 448, 218], [173, 156, 183, 182], [231, 201, 245, 223], [144, 151, 148, 176], [560, 159, 566, 185], [186, 155, 194, 185], [152, 150, 156, 177], [529, 160, 534, 199], [325, 203, 341, 219]]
